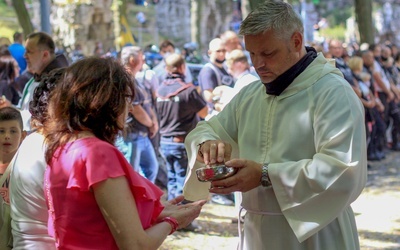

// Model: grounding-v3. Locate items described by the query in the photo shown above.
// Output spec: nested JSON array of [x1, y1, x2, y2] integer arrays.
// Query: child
[[0, 107, 26, 203]]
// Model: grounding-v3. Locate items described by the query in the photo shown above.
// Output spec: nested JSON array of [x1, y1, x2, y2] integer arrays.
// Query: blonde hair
[[165, 53, 185, 73], [347, 56, 363, 72], [226, 49, 248, 69]]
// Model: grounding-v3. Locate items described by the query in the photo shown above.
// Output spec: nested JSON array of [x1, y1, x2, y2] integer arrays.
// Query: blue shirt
[[8, 43, 27, 74]]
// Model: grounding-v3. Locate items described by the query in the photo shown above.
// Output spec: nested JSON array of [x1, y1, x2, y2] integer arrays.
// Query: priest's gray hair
[[239, 0, 304, 41]]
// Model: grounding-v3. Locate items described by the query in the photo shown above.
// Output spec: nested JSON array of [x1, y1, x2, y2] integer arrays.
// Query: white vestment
[[183, 53, 367, 250]]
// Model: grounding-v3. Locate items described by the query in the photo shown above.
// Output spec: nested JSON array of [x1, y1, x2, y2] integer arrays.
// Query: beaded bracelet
[[161, 216, 179, 235]]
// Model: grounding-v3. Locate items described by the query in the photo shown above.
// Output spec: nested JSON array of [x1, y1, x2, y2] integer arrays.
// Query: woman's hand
[[158, 196, 207, 229]]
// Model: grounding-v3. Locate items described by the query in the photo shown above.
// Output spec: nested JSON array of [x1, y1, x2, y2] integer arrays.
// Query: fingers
[[209, 184, 236, 194], [198, 140, 232, 165], [225, 158, 245, 167], [209, 143, 218, 164], [224, 144, 232, 163], [168, 195, 184, 205]]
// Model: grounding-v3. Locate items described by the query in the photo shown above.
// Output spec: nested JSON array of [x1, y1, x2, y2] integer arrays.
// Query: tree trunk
[[12, 0, 34, 37], [195, 0, 234, 54], [354, 0, 374, 45], [155, 0, 192, 48], [241, 0, 265, 19], [51, 0, 115, 58]]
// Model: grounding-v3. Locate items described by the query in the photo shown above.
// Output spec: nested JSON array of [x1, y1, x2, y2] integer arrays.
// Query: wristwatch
[[260, 163, 272, 187]]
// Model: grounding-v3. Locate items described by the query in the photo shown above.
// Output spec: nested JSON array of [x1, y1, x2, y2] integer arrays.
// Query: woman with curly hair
[[43, 57, 205, 249]]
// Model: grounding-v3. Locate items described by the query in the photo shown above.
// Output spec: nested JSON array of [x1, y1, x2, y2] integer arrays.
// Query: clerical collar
[[264, 47, 317, 96]]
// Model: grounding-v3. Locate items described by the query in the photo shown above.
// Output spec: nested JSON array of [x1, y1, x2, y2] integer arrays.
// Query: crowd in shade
[[0, 0, 397, 249]]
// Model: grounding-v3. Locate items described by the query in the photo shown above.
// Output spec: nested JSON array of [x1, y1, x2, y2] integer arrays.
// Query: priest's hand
[[208, 159, 263, 194], [196, 140, 232, 165]]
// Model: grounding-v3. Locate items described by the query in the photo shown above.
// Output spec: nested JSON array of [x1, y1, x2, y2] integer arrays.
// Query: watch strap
[[261, 163, 272, 187]]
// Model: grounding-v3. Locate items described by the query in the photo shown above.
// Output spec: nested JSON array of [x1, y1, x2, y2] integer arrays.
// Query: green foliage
[[319, 25, 346, 41], [0, 1, 21, 41]]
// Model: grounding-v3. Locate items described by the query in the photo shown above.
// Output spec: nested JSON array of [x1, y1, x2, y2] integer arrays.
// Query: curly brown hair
[[44, 57, 135, 163], [29, 67, 66, 130]]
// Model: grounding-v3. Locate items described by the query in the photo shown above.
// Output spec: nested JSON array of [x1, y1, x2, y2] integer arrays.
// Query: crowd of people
[[321, 39, 400, 163], [0, 0, 396, 249]]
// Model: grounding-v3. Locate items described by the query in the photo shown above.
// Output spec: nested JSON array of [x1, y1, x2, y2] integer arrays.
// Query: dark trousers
[[378, 92, 400, 147]]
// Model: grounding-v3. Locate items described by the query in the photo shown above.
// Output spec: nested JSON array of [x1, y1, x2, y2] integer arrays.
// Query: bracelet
[[161, 216, 179, 235]]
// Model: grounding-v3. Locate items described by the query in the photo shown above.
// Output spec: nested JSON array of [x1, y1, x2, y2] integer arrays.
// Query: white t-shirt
[[10, 132, 56, 249], [373, 60, 391, 91]]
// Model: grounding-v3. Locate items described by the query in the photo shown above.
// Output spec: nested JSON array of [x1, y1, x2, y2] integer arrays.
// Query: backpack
[[203, 63, 234, 87]]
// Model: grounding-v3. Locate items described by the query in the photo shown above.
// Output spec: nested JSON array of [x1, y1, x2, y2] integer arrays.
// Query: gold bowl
[[196, 164, 238, 182]]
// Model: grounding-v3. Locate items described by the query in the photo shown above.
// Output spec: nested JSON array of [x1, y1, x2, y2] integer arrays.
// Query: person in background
[[220, 30, 243, 55], [43, 57, 206, 249], [198, 38, 234, 111], [156, 53, 208, 231], [329, 39, 357, 86], [18, 32, 69, 132], [8, 32, 26, 75], [361, 50, 387, 161], [0, 55, 21, 105], [0, 107, 27, 245], [118, 46, 159, 183], [153, 40, 193, 84], [10, 68, 65, 250], [213, 49, 259, 111], [347, 56, 379, 162], [369, 43, 400, 151], [183, 1, 367, 249]]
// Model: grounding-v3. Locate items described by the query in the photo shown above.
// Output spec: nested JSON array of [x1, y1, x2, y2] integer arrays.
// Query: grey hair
[[120, 46, 142, 65], [239, 1, 304, 41]]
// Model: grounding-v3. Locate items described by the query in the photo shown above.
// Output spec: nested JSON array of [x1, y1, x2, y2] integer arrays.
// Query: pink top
[[44, 137, 164, 249]]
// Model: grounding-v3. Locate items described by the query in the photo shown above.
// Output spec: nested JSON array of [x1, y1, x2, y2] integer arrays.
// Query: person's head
[[395, 52, 400, 65], [208, 38, 226, 65], [369, 43, 381, 59], [0, 107, 26, 155], [390, 44, 398, 58], [381, 45, 392, 62], [0, 45, 11, 57], [44, 57, 135, 163], [165, 53, 186, 74], [159, 40, 175, 57], [120, 46, 144, 73], [13, 32, 23, 44], [347, 56, 364, 73], [0, 55, 20, 82], [221, 30, 242, 52], [239, 0, 306, 83], [328, 39, 344, 58], [226, 49, 250, 77], [93, 41, 104, 57], [361, 50, 374, 68], [24, 32, 56, 75], [29, 67, 66, 130]]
